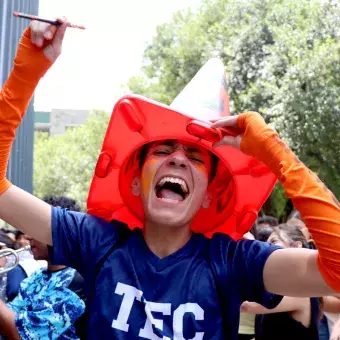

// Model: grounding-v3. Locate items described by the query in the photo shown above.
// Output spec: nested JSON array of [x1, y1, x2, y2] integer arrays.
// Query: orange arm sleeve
[[0, 28, 52, 194], [238, 112, 340, 291]]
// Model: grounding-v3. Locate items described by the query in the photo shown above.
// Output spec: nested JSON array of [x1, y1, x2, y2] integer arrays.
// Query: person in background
[[0, 233, 16, 303], [319, 296, 340, 340], [256, 215, 279, 230], [14, 231, 29, 249], [287, 215, 311, 241], [238, 231, 256, 340], [6, 196, 81, 302], [4, 231, 15, 243], [0, 196, 86, 339], [287, 213, 327, 338], [6, 230, 47, 302], [329, 313, 340, 340], [241, 224, 321, 340], [255, 216, 278, 242], [0, 231, 14, 250], [256, 226, 274, 242]]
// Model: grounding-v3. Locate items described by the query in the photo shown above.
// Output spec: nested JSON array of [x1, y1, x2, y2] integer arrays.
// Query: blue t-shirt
[[49, 207, 282, 339], [6, 265, 27, 302]]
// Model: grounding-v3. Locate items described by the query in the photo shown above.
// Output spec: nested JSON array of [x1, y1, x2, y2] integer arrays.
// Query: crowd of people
[[239, 214, 340, 340], [0, 18, 339, 340], [0, 196, 87, 339]]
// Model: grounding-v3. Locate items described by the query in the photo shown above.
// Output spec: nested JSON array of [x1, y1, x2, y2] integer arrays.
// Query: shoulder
[[52, 206, 129, 243], [210, 233, 279, 254], [52, 206, 111, 230], [17, 268, 45, 293], [208, 233, 281, 269]]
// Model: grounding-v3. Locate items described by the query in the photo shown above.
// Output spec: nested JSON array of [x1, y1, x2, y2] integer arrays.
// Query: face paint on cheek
[[193, 162, 209, 180], [188, 150, 211, 180], [141, 158, 158, 197]]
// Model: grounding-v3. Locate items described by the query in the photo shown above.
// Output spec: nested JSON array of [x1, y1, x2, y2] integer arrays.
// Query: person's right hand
[[29, 18, 69, 63]]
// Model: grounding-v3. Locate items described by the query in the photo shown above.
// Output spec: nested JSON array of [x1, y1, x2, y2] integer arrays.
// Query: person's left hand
[[211, 115, 243, 150], [211, 112, 278, 161]]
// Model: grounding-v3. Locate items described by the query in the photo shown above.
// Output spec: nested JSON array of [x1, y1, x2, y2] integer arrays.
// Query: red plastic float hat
[[87, 58, 277, 239]]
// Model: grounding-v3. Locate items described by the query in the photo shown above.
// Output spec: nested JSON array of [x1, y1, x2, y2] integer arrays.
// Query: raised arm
[[0, 20, 69, 245], [323, 296, 340, 314], [212, 112, 340, 297]]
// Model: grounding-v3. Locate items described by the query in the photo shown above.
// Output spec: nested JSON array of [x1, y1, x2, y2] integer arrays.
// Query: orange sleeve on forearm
[[0, 28, 52, 194], [238, 112, 340, 291]]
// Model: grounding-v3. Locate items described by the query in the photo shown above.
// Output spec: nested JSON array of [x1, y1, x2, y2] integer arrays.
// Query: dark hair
[[248, 224, 257, 238], [307, 239, 317, 250], [138, 142, 218, 182], [42, 195, 81, 211], [257, 215, 279, 227], [15, 230, 25, 240], [271, 224, 309, 249], [0, 230, 14, 248], [288, 210, 301, 220], [257, 226, 274, 242]]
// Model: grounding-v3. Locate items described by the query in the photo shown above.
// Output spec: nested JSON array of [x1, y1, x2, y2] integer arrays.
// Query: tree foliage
[[33, 111, 110, 208], [127, 0, 340, 219]]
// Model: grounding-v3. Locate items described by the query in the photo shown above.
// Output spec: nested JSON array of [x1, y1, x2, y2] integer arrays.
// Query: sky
[[35, 0, 201, 112]]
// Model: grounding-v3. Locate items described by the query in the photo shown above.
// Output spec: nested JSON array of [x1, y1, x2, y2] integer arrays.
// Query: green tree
[[34, 111, 110, 208], [126, 0, 340, 219], [272, 40, 340, 197]]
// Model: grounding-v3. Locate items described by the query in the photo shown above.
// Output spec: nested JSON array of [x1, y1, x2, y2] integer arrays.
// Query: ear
[[292, 241, 303, 248], [202, 191, 212, 209], [131, 177, 141, 196]]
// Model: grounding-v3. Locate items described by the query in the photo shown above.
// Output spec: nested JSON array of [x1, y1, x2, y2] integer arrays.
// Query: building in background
[[35, 109, 90, 136], [0, 0, 39, 194]]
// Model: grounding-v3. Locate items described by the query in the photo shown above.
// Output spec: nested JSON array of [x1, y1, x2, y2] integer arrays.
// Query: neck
[[47, 263, 67, 272], [143, 221, 192, 258]]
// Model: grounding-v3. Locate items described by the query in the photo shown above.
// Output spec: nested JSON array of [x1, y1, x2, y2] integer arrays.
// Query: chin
[[148, 212, 191, 228], [145, 198, 198, 228]]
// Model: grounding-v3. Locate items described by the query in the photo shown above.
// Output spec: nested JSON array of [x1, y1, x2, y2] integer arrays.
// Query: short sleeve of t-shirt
[[6, 265, 27, 302], [48, 206, 127, 282], [210, 234, 283, 309]]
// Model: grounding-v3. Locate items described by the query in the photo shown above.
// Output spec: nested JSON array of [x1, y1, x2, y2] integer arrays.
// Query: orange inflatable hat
[[87, 59, 277, 239]]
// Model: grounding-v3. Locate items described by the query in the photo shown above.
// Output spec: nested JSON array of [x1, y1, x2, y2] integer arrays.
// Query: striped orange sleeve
[[238, 112, 340, 292], [0, 28, 52, 194]]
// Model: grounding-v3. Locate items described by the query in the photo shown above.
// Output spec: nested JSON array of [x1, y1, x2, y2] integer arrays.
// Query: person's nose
[[166, 150, 188, 170]]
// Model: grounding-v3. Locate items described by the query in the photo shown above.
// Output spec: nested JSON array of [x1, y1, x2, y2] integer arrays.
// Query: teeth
[[157, 177, 188, 194]]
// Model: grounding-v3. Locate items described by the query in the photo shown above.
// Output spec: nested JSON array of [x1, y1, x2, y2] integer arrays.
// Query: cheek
[[192, 163, 209, 184], [191, 164, 209, 200], [141, 159, 158, 196]]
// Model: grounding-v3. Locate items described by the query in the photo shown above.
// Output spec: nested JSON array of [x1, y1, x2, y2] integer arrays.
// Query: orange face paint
[[141, 158, 158, 197], [187, 150, 210, 179]]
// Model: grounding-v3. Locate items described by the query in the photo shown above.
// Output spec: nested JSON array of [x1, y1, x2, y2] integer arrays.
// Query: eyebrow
[[153, 140, 203, 154]]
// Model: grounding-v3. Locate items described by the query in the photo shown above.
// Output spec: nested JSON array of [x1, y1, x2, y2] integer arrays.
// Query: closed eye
[[190, 157, 204, 164], [153, 150, 170, 156]]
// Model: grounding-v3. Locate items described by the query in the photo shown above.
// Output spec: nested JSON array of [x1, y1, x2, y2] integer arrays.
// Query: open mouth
[[155, 176, 189, 203]]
